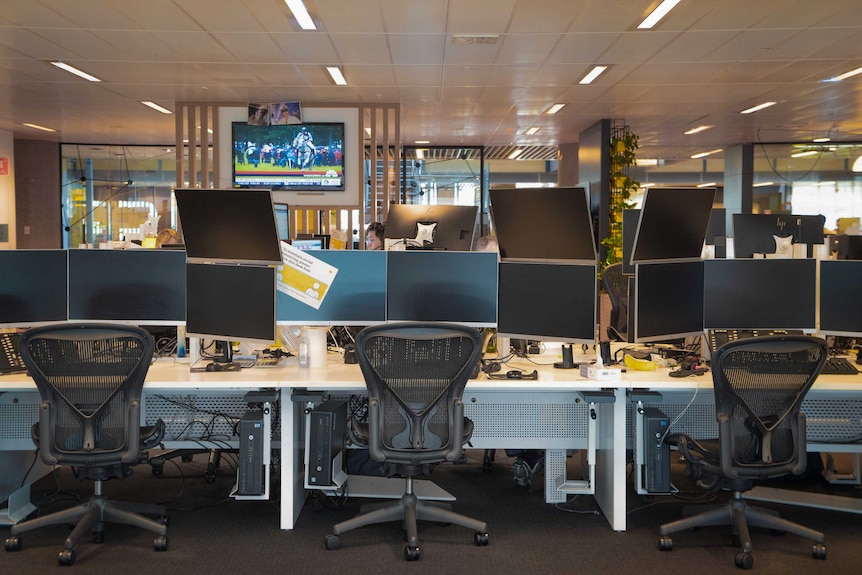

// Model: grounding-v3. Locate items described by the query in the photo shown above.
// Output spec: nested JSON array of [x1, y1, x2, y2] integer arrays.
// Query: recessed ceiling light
[[579, 65, 607, 85], [22, 122, 57, 132], [545, 104, 565, 115], [740, 101, 777, 114], [824, 66, 862, 82], [326, 66, 347, 86], [50, 61, 101, 82], [753, 182, 775, 187], [684, 125, 713, 135], [696, 182, 716, 188], [637, 0, 682, 30], [525, 127, 540, 136], [636, 158, 659, 166], [691, 149, 723, 159], [284, 0, 316, 30], [790, 150, 818, 158], [414, 140, 430, 144], [508, 149, 524, 160], [140, 101, 173, 114], [812, 137, 830, 143]]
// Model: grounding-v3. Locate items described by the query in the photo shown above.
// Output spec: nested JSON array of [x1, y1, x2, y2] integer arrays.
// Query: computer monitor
[[0, 249, 68, 327], [497, 262, 596, 344], [489, 187, 597, 263], [174, 188, 282, 265], [277, 250, 386, 325], [68, 249, 186, 325], [819, 260, 862, 337], [291, 237, 324, 250], [622, 208, 640, 275], [634, 261, 704, 342], [386, 251, 498, 326], [186, 263, 276, 343], [384, 204, 478, 251], [274, 203, 290, 241], [731, 213, 826, 258], [631, 187, 716, 264], [832, 235, 862, 260], [703, 259, 816, 330]]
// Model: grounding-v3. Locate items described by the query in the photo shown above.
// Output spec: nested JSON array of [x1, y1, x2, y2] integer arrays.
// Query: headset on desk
[[487, 369, 538, 380]]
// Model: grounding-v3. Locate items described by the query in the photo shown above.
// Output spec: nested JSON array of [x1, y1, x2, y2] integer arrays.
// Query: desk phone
[[0, 333, 26, 374]]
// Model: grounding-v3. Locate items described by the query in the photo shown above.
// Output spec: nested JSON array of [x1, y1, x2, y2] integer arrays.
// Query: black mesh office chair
[[602, 262, 628, 341], [658, 335, 828, 569], [4, 324, 168, 566], [324, 322, 489, 561]]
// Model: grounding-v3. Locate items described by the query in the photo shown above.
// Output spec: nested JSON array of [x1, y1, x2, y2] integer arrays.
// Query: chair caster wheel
[[404, 545, 420, 561], [154, 535, 169, 551], [58, 549, 76, 566], [324, 535, 341, 550], [813, 543, 826, 560], [474, 532, 489, 546], [4, 536, 22, 551], [734, 552, 754, 569], [659, 536, 673, 551], [93, 530, 105, 544]]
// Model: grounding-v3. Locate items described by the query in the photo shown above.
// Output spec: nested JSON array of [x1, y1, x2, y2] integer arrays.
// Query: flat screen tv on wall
[[232, 122, 345, 191]]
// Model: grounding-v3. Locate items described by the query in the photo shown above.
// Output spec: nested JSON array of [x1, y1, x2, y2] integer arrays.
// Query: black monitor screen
[[384, 204, 478, 251], [232, 122, 345, 191], [635, 261, 704, 342], [175, 188, 282, 265], [622, 208, 640, 275], [489, 187, 596, 263], [0, 250, 68, 326], [631, 187, 716, 264], [274, 203, 289, 241], [732, 213, 826, 258], [186, 263, 275, 343], [820, 260, 862, 336], [498, 262, 596, 343], [277, 250, 386, 325], [703, 259, 816, 330], [386, 251, 497, 325], [68, 249, 186, 324]]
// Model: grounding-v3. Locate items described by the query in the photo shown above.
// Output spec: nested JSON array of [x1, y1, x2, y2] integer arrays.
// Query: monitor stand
[[554, 344, 578, 369], [215, 340, 233, 363]]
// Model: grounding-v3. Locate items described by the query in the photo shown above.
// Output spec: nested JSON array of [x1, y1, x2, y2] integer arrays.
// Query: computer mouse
[[205, 362, 221, 372]]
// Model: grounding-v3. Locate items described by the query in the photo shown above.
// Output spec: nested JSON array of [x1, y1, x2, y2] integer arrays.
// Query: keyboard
[[254, 356, 281, 368], [821, 357, 859, 375]]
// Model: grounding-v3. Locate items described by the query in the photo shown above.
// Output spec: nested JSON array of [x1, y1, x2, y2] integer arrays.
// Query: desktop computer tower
[[641, 407, 671, 493], [238, 410, 265, 495], [306, 400, 347, 488]]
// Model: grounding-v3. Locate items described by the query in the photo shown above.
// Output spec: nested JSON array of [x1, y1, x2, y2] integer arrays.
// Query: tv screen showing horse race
[[232, 122, 345, 191]]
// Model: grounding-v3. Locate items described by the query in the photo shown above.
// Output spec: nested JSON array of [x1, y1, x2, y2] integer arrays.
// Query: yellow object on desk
[[624, 354, 657, 371]]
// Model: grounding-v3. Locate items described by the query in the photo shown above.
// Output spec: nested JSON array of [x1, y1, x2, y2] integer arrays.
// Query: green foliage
[[602, 127, 640, 271]]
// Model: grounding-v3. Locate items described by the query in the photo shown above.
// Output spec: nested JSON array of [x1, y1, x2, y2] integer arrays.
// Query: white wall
[[0, 129, 14, 249], [217, 106, 360, 207]]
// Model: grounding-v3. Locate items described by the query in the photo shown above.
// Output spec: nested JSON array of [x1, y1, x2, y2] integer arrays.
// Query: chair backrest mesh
[[357, 323, 481, 463], [712, 336, 826, 470], [20, 324, 154, 464]]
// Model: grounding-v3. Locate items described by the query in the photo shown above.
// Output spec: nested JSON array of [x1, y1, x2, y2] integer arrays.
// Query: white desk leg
[[593, 387, 627, 531], [280, 394, 308, 530]]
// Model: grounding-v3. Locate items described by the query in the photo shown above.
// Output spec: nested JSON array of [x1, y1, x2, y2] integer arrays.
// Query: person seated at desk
[[365, 222, 384, 250]]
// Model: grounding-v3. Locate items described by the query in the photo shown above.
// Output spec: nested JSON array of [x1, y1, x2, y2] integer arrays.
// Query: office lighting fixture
[[545, 104, 565, 115], [684, 125, 713, 135], [691, 149, 723, 159], [579, 66, 607, 85], [813, 137, 831, 143], [525, 127, 541, 135], [22, 123, 56, 132], [636, 159, 659, 166], [825, 66, 862, 82], [790, 150, 818, 158], [415, 149, 425, 160], [696, 182, 716, 188], [285, 0, 316, 30], [326, 66, 347, 85], [740, 101, 777, 114], [637, 0, 682, 29], [50, 61, 101, 82], [853, 155, 862, 173], [414, 140, 430, 144], [508, 149, 524, 160], [753, 182, 775, 188], [141, 101, 173, 114]]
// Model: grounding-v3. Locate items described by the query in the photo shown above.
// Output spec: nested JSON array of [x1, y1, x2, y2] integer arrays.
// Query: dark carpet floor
[[3, 450, 862, 574]]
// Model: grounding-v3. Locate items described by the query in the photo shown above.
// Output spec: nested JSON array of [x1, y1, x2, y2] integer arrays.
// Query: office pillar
[[13, 140, 61, 249], [578, 120, 611, 262], [558, 143, 579, 186], [723, 143, 754, 232], [0, 129, 13, 249]]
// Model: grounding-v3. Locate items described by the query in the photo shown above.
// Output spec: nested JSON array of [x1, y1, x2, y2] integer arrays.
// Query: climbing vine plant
[[601, 121, 640, 271]]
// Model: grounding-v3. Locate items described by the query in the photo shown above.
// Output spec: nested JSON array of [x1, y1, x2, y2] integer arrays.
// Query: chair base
[[658, 491, 826, 568], [327, 489, 488, 561], [6, 493, 168, 565]]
